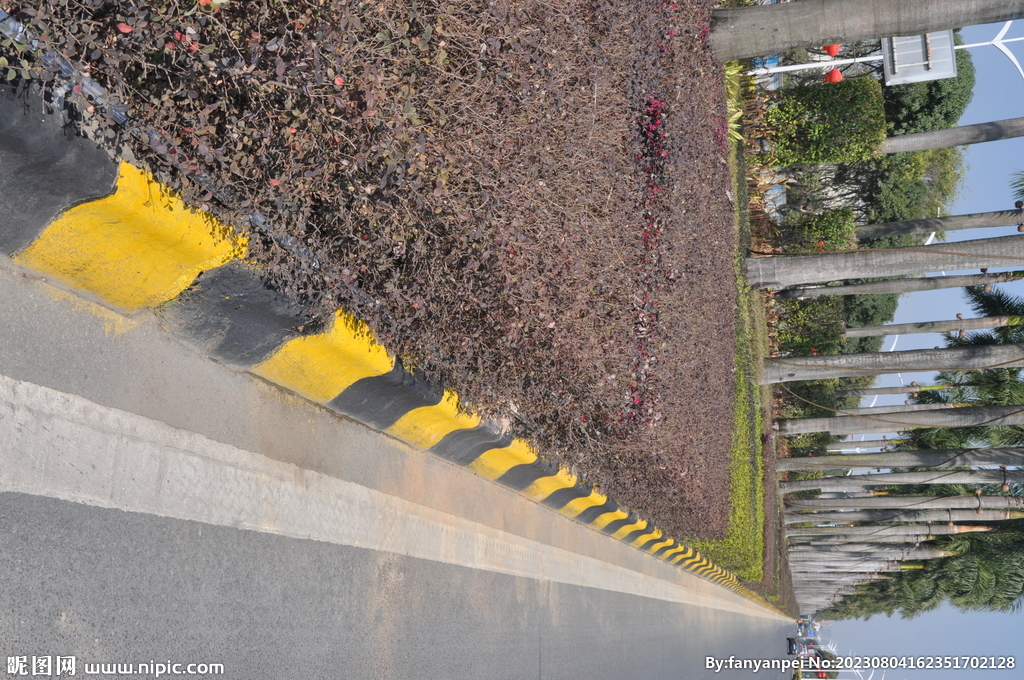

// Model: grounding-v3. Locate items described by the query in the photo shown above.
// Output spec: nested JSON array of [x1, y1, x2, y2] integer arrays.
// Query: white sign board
[[882, 30, 958, 85]]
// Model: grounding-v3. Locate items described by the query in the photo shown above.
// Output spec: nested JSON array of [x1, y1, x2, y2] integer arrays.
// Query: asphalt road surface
[[0, 259, 792, 679]]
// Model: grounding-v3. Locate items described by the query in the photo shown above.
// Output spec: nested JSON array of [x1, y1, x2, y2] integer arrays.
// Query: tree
[[844, 314, 1024, 338], [765, 80, 886, 165], [746, 234, 1024, 289], [784, 508, 1024, 524], [824, 532, 1024, 618], [908, 369, 1024, 448], [883, 40, 977, 137], [834, 384, 941, 397], [762, 343, 1024, 384], [781, 469, 1024, 494], [786, 525, 992, 538], [792, 545, 953, 558], [709, 0, 1024, 62], [777, 271, 1024, 299], [778, 447, 1024, 471], [776, 403, 1024, 436], [1012, 170, 1024, 201], [957, 284, 1024, 344], [856, 209, 1024, 240], [904, 286, 1024, 447], [787, 495, 1024, 512], [835, 402, 968, 416], [882, 117, 1024, 154]]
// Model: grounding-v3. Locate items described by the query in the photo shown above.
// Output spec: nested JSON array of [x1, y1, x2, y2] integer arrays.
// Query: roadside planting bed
[[3, 0, 738, 539]]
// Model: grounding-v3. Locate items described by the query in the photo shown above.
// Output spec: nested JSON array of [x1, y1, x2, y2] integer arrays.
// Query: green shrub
[[782, 208, 857, 253], [766, 78, 886, 165], [775, 297, 845, 357]]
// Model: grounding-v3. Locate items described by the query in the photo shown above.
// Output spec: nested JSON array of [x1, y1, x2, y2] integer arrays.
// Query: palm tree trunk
[[817, 491, 885, 498], [746, 234, 1024, 289], [826, 437, 904, 448], [786, 524, 991, 538], [781, 468, 1024, 494], [784, 508, 1024, 524], [882, 118, 1024, 154], [762, 342, 1024, 384], [831, 402, 967, 416], [779, 447, 1024, 471], [857, 209, 1024, 240], [786, 495, 1024, 511], [844, 316, 1023, 339], [790, 545, 952, 558], [789, 557, 900, 568], [796, 534, 940, 544], [790, 558, 902, 569], [777, 270, 1024, 299], [775, 403, 1024, 436], [834, 386, 943, 397], [791, 574, 886, 582], [709, 0, 1024, 61]]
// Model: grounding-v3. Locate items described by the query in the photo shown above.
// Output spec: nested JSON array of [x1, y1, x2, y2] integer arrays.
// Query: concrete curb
[[0, 80, 779, 612]]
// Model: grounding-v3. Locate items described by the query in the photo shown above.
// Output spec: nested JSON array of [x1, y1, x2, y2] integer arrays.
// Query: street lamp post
[[749, 21, 1024, 80]]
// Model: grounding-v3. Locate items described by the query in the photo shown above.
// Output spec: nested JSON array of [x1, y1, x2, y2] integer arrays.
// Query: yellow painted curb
[[388, 390, 481, 451], [14, 162, 246, 311], [252, 310, 394, 403]]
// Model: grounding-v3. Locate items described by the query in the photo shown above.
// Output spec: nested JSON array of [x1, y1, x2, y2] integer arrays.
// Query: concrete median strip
[[0, 81, 778, 613], [0, 372, 784, 621]]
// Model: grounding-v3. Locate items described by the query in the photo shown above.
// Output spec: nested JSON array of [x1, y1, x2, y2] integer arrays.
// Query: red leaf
[[198, 0, 212, 6], [334, 76, 345, 86], [116, 23, 133, 33], [269, 179, 281, 186]]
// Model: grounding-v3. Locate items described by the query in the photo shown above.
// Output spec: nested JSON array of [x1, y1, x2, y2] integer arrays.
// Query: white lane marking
[[0, 373, 787, 620]]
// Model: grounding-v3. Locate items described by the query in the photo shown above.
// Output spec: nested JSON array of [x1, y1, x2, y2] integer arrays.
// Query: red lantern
[[823, 44, 841, 56], [823, 68, 844, 82]]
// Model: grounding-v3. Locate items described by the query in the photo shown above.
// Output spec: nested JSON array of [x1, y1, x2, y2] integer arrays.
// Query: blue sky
[[822, 21, 1024, 676]]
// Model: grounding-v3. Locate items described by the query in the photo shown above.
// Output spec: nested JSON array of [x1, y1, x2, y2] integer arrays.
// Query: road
[[0, 259, 793, 679]]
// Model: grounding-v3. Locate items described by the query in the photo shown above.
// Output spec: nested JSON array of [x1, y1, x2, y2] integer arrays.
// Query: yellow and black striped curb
[[0, 83, 776, 610]]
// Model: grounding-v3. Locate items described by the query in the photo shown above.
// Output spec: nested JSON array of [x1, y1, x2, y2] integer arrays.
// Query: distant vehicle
[[786, 638, 813, 656]]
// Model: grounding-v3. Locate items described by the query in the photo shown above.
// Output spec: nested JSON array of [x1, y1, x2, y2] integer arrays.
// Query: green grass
[[689, 276, 767, 582], [685, 67, 766, 582]]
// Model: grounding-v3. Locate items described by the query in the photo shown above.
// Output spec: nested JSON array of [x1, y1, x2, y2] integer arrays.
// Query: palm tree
[[781, 469, 1024, 494], [746, 234, 1024, 289], [826, 437, 906, 448], [796, 533, 958, 545], [786, 524, 992, 538], [958, 284, 1024, 344], [856, 208, 1024, 240], [709, 0, 1024, 61], [1012, 170, 1024, 201], [787, 495, 1024, 511], [784, 508, 1024, 523], [882, 118, 1024, 153], [835, 384, 942, 397], [824, 532, 1024, 618], [908, 369, 1024, 448], [778, 447, 1024, 471], [844, 315, 1024, 339], [831, 402, 968, 416], [775, 403, 1024, 436], [902, 286, 1024, 447], [791, 544, 954, 559], [762, 342, 1024, 384], [777, 270, 1024, 299]]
